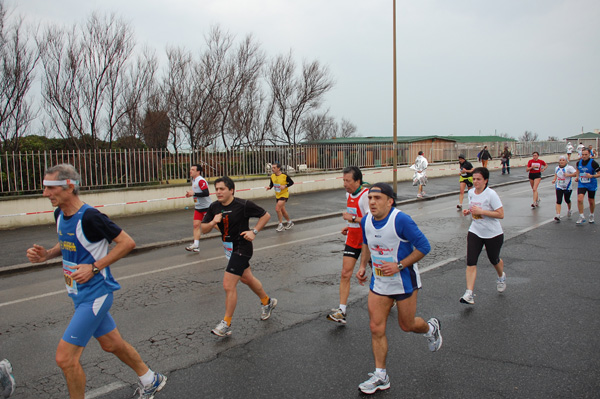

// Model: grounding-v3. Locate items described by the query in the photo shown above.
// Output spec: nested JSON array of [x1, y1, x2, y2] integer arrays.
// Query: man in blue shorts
[[356, 183, 442, 395], [26, 164, 166, 399], [575, 148, 600, 224]]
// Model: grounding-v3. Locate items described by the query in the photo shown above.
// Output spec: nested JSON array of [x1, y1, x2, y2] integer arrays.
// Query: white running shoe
[[554, 216, 560, 222], [460, 291, 475, 305], [589, 214, 595, 224], [327, 308, 347, 324], [417, 193, 423, 198], [567, 210, 573, 217], [276, 223, 285, 232], [261, 298, 277, 320], [285, 221, 294, 230], [426, 318, 443, 352], [358, 372, 390, 394], [497, 272, 506, 293], [576, 216, 586, 225], [0, 359, 15, 398], [185, 244, 200, 253], [211, 320, 232, 337]]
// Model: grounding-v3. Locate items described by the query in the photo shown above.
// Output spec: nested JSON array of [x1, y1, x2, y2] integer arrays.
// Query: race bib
[[580, 176, 590, 183], [223, 241, 233, 259], [63, 260, 78, 295], [346, 206, 360, 228], [371, 255, 400, 281], [274, 183, 281, 193], [531, 162, 541, 171], [470, 201, 483, 220]]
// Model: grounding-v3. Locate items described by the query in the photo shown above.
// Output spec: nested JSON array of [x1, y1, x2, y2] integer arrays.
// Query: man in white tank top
[[355, 183, 442, 395]]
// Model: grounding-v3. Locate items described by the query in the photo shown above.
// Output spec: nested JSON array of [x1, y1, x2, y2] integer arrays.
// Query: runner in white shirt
[[185, 164, 212, 253], [551, 156, 577, 222], [460, 167, 506, 305]]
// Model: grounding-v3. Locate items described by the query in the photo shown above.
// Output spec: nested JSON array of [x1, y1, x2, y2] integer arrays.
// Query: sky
[[9, 0, 600, 140]]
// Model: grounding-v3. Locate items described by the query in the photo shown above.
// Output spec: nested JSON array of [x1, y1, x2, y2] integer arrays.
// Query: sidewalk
[[0, 165, 545, 274]]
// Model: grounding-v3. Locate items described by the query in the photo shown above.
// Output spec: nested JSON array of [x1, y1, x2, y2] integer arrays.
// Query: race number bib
[[470, 201, 483, 220], [531, 162, 541, 171], [580, 176, 590, 183], [371, 255, 400, 281], [63, 260, 78, 295], [346, 206, 360, 228], [223, 241, 233, 259], [273, 183, 281, 193]]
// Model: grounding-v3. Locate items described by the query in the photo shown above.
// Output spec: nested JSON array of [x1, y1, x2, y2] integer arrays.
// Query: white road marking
[[85, 382, 128, 399], [0, 231, 340, 308]]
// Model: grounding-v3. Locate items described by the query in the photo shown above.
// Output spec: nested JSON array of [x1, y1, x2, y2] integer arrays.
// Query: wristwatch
[[397, 262, 404, 271], [352, 216, 357, 222], [92, 263, 100, 274], [252, 229, 259, 235]]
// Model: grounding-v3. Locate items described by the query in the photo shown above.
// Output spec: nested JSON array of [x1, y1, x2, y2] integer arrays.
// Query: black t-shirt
[[459, 161, 474, 177], [54, 206, 122, 243], [202, 197, 267, 256]]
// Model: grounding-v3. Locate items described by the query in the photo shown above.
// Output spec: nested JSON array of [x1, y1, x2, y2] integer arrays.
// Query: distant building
[[564, 132, 600, 151]]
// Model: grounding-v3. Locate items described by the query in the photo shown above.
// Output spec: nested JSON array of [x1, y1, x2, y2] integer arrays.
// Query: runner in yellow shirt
[[267, 162, 294, 232]]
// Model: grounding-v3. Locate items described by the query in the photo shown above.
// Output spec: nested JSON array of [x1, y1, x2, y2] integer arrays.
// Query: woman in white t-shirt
[[551, 155, 577, 222], [459, 167, 506, 305]]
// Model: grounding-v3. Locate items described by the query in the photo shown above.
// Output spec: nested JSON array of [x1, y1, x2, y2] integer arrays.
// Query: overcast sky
[[10, 0, 600, 140]]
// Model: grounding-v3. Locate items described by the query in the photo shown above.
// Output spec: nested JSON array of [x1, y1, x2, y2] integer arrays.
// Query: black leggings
[[467, 231, 503, 266], [555, 189, 572, 205]]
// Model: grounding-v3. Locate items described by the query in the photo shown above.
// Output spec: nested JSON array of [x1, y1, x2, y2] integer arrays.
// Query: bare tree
[[267, 51, 334, 147], [547, 135, 559, 141], [302, 111, 338, 141], [0, 6, 39, 151], [339, 118, 357, 138], [519, 130, 539, 141], [38, 12, 137, 149], [141, 110, 170, 149]]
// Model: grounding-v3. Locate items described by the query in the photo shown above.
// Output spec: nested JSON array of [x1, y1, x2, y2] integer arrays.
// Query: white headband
[[43, 179, 79, 186]]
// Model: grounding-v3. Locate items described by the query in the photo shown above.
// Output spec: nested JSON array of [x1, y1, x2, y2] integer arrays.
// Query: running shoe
[[457, 204, 462, 210], [576, 216, 586, 225], [327, 308, 347, 324], [185, 244, 200, 253], [285, 221, 294, 230], [554, 216, 560, 222], [460, 291, 475, 305], [497, 272, 507, 293], [358, 372, 390, 394], [417, 193, 423, 198], [531, 203, 537, 208], [276, 223, 285, 232], [422, 191, 426, 196], [0, 359, 15, 398], [211, 320, 232, 337], [261, 298, 277, 320], [567, 210, 573, 217], [426, 318, 443, 352], [589, 214, 595, 224], [134, 372, 167, 399]]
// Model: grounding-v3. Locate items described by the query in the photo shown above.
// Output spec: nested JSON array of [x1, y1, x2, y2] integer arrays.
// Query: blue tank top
[[57, 204, 121, 305], [577, 160, 598, 190]]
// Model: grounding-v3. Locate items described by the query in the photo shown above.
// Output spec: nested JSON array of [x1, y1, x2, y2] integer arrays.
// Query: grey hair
[[45, 163, 81, 195], [558, 155, 567, 161]]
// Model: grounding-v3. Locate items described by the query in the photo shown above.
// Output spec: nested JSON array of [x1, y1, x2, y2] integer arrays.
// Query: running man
[[566, 142, 574, 161], [327, 166, 370, 325], [266, 162, 294, 232], [577, 142, 585, 159], [413, 151, 428, 198], [356, 183, 441, 395], [185, 164, 211, 253], [0, 359, 15, 398], [480, 146, 492, 168], [460, 167, 506, 305], [574, 148, 600, 225], [527, 151, 547, 208], [457, 154, 474, 209], [202, 176, 277, 337], [552, 156, 577, 222], [26, 164, 166, 399]]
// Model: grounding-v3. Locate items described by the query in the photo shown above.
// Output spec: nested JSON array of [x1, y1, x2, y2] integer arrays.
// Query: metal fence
[[0, 140, 568, 195]]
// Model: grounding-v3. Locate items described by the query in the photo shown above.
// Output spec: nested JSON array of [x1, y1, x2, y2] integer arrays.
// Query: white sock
[[339, 304, 347, 314], [581, 214, 585, 218], [194, 240, 200, 247], [375, 368, 387, 378], [139, 369, 155, 386]]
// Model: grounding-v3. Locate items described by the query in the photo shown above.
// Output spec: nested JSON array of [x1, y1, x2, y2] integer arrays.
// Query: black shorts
[[556, 189, 572, 204], [577, 187, 597, 199], [225, 253, 251, 276], [467, 231, 503, 266], [343, 244, 361, 259], [459, 176, 473, 187], [276, 197, 289, 202], [371, 288, 418, 302], [529, 172, 542, 180]]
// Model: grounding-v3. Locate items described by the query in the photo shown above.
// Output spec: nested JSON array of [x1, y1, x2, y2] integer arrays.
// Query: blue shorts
[[62, 293, 117, 347]]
